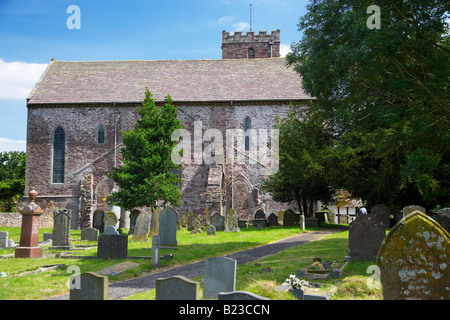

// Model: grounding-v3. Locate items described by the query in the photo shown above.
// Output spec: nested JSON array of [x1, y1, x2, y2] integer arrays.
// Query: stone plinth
[[15, 189, 44, 258]]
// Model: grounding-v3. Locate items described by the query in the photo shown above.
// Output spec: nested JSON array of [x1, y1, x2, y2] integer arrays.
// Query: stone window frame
[[248, 48, 255, 59], [244, 116, 251, 151], [96, 123, 106, 145], [50, 125, 67, 186]]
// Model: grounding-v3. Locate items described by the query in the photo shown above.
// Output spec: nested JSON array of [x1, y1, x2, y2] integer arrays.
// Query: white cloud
[[232, 22, 251, 32], [280, 43, 292, 57], [217, 15, 235, 25], [0, 138, 26, 152], [0, 59, 48, 100]]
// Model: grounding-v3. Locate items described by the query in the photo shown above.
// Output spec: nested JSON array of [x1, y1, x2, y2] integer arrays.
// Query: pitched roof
[[27, 58, 312, 105]]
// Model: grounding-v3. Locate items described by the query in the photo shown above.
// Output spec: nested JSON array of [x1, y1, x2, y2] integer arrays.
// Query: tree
[[287, 0, 450, 208], [106, 89, 183, 211], [262, 104, 335, 217], [0, 151, 26, 211]]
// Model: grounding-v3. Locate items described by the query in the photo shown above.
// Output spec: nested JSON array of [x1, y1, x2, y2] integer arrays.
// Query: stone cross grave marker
[[377, 211, 450, 300], [203, 256, 237, 299]]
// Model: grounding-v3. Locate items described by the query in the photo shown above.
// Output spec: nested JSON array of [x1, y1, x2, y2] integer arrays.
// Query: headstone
[[305, 217, 320, 228], [315, 211, 328, 224], [403, 205, 426, 217], [128, 210, 141, 235], [131, 212, 150, 242], [299, 214, 305, 230], [253, 219, 267, 229], [203, 257, 237, 299], [92, 210, 105, 233], [238, 219, 248, 228], [159, 207, 178, 247], [103, 211, 118, 230], [191, 215, 203, 234], [283, 209, 296, 226], [371, 204, 390, 228], [185, 211, 195, 231], [434, 208, 450, 234], [51, 208, 73, 249], [0, 231, 8, 248], [348, 214, 386, 260], [97, 234, 128, 259], [210, 212, 225, 231], [103, 225, 119, 235], [152, 235, 160, 267], [150, 208, 161, 236], [81, 227, 99, 241], [207, 225, 216, 235], [225, 209, 240, 232], [78, 174, 94, 229], [254, 209, 266, 219], [218, 291, 270, 300], [267, 212, 279, 226], [377, 211, 450, 300], [278, 210, 284, 224], [43, 232, 53, 241], [70, 272, 108, 300], [155, 276, 199, 300]]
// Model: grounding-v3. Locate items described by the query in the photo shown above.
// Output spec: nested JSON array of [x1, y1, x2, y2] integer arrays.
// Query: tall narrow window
[[53, 126, 65, 183], [97, 124, 105, 144], [248, 48, 255, 59], [244, 117, 251, 151]]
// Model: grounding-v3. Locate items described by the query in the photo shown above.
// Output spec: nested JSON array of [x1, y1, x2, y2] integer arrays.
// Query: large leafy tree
[[107, 89, 183, 211], [262, 105, 335, 217], [287, 0, 450, 208], [0, 151, 26, 211]]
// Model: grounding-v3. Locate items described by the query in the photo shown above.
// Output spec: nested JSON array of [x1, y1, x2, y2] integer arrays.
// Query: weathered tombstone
[[51, 208, 73, 250], [253, 209, 267, 228], [103, 225, 119, 235], [92, 209, 105, 233], [103, 211, 118, 230], [78, 174, 94, 230], [149, 207, 161, 236], [299, 214, 305, 231], [402, 205, 426, 217], [267, 212, 279, 226], [0, 231, 8, 248], [283, 209, 296, 226], [348, 215, 386, 260], [203, 257, 237, 299], [191, 215, 202, 234], [254, 209, 266, 220], [377, 211, 450, 300], [81, 227, 99, 241], [131, 211, 150, 242], [152, 235, 160, 267], [128, 210, 140, 235], [371, 204, 390, 228], [210, 212, 225, 231], [155, 275, 199, 300], [278, 210, 284, 224], [159, 207, 178, 247], [97, 233, 128, 259], [225, 209, 240, 232], [185, 211, 195, 231], [70, 272, 108, 300], [305, 217, 320, 228], [207, 224, 216, 235], [434, 208, 450, 234], [218, 291, 270, 300]]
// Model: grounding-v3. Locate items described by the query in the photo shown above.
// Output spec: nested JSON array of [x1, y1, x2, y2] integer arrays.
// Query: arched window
[[244, 117, 251, 151], [97, 124, 105, 144], [52, 126, 65, 183], [248, 48, 255, 59]]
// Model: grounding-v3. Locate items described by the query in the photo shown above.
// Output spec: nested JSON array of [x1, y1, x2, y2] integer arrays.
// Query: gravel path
[[47, 228, 342, 300]]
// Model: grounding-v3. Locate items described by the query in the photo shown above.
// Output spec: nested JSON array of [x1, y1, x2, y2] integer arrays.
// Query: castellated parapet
[[222, 30, 281, 59]]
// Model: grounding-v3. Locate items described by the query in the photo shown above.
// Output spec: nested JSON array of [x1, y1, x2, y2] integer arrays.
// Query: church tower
[[221, 29, 281, 59]]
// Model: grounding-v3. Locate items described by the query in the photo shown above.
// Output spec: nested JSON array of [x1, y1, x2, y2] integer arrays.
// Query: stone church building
[[25, 30, 313, 229]]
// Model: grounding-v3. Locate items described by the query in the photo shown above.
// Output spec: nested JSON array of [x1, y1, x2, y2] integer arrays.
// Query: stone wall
[[0, 211, 53, 229], [222, 30, 281, 59]]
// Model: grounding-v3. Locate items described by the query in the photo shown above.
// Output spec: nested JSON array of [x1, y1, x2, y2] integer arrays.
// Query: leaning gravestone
[[81, 227, 99, 241], [92, 210, 105, 233], [131, 212, 150, 242], [370, 204, 390, 229], [210, 212, 225, 231], [155, 275, 199, 300], [203, 257, 237, 299], [348, 214, 387, 260], [402, 205, 425, 217], [377, 211, 450, 300], [159, 207, 178, 248], [51, 208, 73, 249], [70, 272, 108, 300]]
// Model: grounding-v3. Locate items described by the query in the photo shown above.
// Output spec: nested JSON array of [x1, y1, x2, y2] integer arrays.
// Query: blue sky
[[0, 0, 309, 152]]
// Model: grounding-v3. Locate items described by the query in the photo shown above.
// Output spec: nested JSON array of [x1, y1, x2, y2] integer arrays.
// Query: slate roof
[[27, 58, 312, 105]]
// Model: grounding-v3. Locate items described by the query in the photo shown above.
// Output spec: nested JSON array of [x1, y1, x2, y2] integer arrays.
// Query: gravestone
[[278, 210, 284, 224], [370, 204, 390, 229], [155, 275, 199, 300], [403, 205, 425, 217], [225, 209, 240, 232], [185, 211, 195, 231], [283, 209, 296, 226], [81, 227, 99, 241], [0, 231, 8, 248], [159, 207, 178, 247], [43, 232, 52, 241], [377, 211, 450, 300], [305, 217, 319, 228], [128, 210, 140, 235], [315, 211, 328, 224], [299, 214, 305, 230], [97, 234, 128, 259], [207, 225, 216, 235], [267, 212, 279, 226], [348, 214, 386, 260], [51, 208, 73, 249], [203, 257, 237, 299], [434, 208, 450, 234], [218, 291, 270, 300], [210, 212, 225, 231], [131, 212, 150, 242], [70, 272, 108, 300], [103, 211, 118, 230], [103, 225, 119, 235], [92, 210, 105, 233], [253, 209, 267, 228], [254, 209, 266, 220], [152, 235, 160, 267], [150, 208, 161, 236]]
